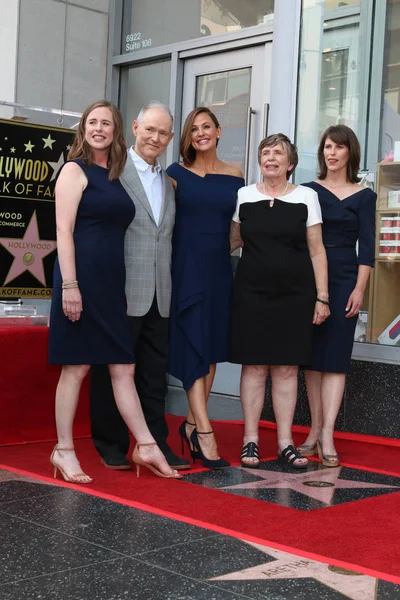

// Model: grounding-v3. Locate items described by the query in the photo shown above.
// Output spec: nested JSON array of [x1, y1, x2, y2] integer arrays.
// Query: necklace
[[324, 181, 352, 189], [262, 180, 289, 207]]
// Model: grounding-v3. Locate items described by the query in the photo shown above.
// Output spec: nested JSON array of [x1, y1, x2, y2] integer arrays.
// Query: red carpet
[[0, 326, 90, 445], [1, 415, 400, 584]]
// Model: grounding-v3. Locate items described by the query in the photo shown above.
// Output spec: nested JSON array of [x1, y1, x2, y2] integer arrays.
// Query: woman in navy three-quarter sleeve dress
[[299, 125, 376, 468]]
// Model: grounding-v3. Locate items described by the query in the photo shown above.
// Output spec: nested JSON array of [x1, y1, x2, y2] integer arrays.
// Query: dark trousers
[[90, 296, 170, 458]]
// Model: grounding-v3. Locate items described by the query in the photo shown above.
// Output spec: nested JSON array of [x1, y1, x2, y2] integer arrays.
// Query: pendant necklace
[[262, 181, 289, 208], [324, 181, 351, 189]]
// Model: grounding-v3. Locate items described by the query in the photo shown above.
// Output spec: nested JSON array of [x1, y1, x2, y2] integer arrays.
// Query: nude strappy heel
[[50, 445, 93, 484], [132, 443, 182, 479]]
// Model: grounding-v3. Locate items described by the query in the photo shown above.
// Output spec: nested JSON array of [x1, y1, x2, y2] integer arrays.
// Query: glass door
[[182, 45, 271, 186], [175, 44, 271, 396]]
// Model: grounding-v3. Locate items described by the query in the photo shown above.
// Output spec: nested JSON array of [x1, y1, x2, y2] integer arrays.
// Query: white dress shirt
[[129, 148, 163, 225]]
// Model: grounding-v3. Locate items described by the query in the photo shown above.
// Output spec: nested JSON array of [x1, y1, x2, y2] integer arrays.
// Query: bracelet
[[316, 297, 329, 305], [62, 280, 78, 289]]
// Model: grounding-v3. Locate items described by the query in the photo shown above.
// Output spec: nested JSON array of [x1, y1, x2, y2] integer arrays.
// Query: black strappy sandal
[[240, 442, 260, 468], [278, 445, 308, 469]]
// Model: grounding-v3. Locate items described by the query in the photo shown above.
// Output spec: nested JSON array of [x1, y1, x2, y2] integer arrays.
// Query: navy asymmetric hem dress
[[49, 159, 136, 365], [303, 182, 376, 373], [166, 162, 244, 391]]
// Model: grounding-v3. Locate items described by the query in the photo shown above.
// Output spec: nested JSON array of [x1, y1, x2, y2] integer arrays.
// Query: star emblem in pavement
[[220, 466, 400, 505], [210, 541, 377, 599], [0, 211, 57, 286], [48, 151, 65, 181]]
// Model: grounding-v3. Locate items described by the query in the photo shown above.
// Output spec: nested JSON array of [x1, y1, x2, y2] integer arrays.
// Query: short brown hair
[[180, 107, 220, 166], [258, 133, 298, 180], [318, 125, 361, 183], [68, 100, 127, 180]]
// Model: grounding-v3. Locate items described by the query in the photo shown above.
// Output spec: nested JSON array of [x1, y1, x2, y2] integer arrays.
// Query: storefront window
[[295, 1, 400, 353], [373, 1, 400, 350], [294, 1, 372, 350], [380, 0, 400, 161], [119, 60, 171, 167], [121, 0, 274, 54], [295, 0, 369, 184]]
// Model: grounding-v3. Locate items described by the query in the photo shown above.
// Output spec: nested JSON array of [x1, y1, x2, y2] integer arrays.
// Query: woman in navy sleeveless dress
[[49, 101, 180, 483], [49, 158, 135, 365], [167, 107, 244, 469], [299, 126, 376, 467]]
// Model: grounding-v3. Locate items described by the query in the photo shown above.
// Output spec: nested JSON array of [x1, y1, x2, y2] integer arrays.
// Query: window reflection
[[119, 60, 171, 167], [380, 0, 400, 161], [196, 68, 251, 172], [324, 0, 360, 8], [319, 49, 349, 134], [295, 1, 367, 184], [122, 0, 274, 53]]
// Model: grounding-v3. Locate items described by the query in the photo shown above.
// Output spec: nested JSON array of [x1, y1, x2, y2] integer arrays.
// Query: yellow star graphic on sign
[[24, 141, 35, 153], [42, 134, 56, 149], [10, 147, 16, 153]]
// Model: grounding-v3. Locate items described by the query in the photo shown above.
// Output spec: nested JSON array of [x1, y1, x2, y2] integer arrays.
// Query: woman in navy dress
[[167, 107, 244, 469], [49, 100, 181, 483], [299, 125, 376, 467]]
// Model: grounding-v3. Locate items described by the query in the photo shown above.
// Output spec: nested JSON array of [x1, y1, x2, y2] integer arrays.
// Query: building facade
[[108, 0, 400, 436], [1, 0, 399, 436], [0, 0, 110, 127]]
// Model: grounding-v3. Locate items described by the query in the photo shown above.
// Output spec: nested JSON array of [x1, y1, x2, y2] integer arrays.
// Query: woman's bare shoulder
[[60, 161, 83, 174], [221, 162, 243, 178], [56, 161, 87, 189]]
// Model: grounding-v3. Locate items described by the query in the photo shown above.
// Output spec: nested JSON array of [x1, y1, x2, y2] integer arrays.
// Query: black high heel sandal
[[190, 429, 230, 469], [178, 420, 201, 460]]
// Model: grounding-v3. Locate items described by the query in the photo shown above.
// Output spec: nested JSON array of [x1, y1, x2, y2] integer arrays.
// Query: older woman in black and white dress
[[230, 133, 330, 469]]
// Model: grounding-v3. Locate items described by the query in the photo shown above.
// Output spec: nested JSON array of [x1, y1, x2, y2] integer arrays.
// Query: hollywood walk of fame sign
[[0, 119, 74, 298]]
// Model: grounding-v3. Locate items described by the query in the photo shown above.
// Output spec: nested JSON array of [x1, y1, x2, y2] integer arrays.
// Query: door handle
[[263, 103, 270, 139], [259, 103, 270, 182], [244, 106, 255, 185]]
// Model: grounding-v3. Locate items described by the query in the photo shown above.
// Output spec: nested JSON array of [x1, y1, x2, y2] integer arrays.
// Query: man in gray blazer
[[90, 101, 190, 470]]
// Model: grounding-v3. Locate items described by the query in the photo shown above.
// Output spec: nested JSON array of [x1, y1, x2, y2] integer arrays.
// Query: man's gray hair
[[136, 101, 173, 128]]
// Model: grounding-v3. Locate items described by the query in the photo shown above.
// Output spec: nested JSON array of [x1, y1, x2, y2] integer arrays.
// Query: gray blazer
[[120, 153, 175, 318]]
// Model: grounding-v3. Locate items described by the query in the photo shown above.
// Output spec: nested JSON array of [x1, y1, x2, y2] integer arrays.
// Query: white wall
[[0, 0, 19, 119], [15, 0, 109, 116]]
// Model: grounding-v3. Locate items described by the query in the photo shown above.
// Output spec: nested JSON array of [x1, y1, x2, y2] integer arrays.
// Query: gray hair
[[258, 133, 298, 180], [136, 101, 173, 128]]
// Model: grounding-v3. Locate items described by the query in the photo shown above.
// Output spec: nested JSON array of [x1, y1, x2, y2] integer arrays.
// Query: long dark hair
[[318, 125, 360, 183], [180, 107, 220, 166], [68, 100, 127, 180]]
